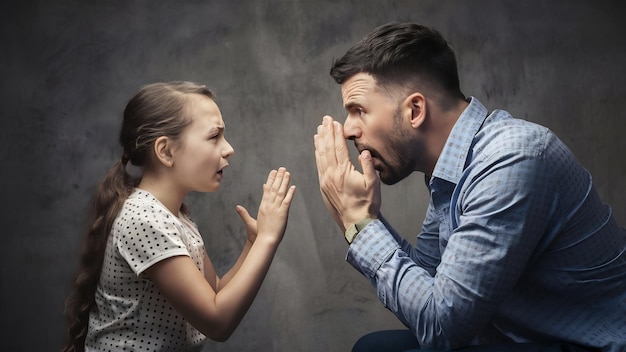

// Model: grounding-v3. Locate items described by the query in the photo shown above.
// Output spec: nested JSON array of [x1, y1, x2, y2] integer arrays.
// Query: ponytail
[[62, 81, 213, 351], [61, 160, 137, 352]]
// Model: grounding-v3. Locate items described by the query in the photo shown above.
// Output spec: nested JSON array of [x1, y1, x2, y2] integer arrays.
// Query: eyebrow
[[207, 125, 224, 135], [344, 101, 360, 111]]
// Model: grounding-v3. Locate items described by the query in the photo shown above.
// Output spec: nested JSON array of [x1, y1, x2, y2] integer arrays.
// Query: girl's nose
[[222, 139, 234, 158]]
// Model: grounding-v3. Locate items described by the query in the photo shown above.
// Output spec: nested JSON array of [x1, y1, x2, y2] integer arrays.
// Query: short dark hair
[[330, 22, 464, 101]]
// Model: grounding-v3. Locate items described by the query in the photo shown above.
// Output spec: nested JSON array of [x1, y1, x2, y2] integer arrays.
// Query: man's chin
[[381, 178, 401, 186], [379, 172, 401, 185], [379, 168, 410, 185]]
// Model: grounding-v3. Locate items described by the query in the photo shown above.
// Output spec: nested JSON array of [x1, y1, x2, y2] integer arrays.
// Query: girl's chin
[[197, 183, 221, 193]]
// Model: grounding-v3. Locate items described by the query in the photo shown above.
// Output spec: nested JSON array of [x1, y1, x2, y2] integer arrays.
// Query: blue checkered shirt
[[346, 97, 626, 351]]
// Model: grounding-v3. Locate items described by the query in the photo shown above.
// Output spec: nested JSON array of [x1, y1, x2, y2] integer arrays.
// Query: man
[[314, 22, 626, 352]]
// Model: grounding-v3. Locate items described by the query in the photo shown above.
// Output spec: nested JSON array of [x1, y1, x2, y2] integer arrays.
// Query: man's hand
[[314, 115, 381, 232]]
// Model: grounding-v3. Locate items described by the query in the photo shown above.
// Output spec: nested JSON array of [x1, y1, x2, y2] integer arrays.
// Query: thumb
[[236, 205, 255, 226], [359, 150, 379, 187]]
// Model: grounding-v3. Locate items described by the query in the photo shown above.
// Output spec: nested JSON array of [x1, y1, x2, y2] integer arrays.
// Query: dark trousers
[[351, 330, 597, 352]]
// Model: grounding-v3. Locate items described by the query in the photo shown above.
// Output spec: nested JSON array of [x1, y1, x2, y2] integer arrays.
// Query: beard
[[357, 106, 419, 185]]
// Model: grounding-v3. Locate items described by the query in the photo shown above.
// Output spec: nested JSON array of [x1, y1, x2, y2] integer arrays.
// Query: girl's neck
[[138, 174, 186, 217]]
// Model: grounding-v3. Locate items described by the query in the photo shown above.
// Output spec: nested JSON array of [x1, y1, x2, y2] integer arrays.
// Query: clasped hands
[[314, 115, 381, 233]]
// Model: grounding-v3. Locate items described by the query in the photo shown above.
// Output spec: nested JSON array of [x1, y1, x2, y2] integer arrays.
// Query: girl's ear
[[404, 92, 426, 129], [154, 136, 174, 167]]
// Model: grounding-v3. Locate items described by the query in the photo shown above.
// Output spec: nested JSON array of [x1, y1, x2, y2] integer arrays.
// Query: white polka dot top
[[85, 189, 206, 351]]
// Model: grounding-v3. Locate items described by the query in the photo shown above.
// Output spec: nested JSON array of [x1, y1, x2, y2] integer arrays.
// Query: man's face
[[341, 73, 417, 185]]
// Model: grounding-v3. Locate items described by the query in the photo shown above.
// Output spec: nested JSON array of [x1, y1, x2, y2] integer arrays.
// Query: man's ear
[[154, 136, 174, 167], [405, 92, 426, 129]]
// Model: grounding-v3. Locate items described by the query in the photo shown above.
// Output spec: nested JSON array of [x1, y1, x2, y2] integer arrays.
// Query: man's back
[[451, 104, 626, 349]]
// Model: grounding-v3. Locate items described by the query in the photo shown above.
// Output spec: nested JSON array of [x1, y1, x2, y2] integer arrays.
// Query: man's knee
[[352, 330, 421, 352]]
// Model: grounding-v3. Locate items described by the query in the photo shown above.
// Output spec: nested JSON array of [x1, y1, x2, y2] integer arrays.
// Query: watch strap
[[344, 218, 374, 244]]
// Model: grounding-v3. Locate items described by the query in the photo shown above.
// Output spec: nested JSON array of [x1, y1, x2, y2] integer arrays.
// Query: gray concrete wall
[[1, 1, 624, 351]]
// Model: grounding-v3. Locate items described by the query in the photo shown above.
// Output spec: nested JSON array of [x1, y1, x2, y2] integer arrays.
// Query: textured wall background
[[1, 1, 624, 351]]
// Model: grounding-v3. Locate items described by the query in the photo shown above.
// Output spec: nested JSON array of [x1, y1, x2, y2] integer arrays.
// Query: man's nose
[[343, 115, 361, 140]]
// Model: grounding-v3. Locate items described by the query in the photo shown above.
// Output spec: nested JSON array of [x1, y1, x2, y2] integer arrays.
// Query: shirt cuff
[[345, 219, 400, 279]]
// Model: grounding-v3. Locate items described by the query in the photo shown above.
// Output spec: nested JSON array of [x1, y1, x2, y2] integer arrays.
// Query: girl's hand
[[235, 206, 258, 244], [150, 167, 295, 341], [255, 167, 296, 245]]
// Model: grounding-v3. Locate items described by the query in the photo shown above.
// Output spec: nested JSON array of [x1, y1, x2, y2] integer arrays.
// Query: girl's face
[[171, 94, 234, 193]]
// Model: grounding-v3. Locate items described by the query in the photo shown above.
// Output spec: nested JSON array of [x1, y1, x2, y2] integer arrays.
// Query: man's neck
[[422, 98, 469, 175]]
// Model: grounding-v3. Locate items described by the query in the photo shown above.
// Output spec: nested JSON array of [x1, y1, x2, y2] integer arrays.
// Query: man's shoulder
[[475, 110, 552, 156]]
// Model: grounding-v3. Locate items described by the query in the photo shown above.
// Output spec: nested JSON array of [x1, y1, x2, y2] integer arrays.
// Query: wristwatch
[[344, 218, 374, 244]]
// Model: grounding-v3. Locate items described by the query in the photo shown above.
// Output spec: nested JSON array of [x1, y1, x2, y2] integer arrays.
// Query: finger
[[359, 150, 379, 188], [236, 205, 256, 228], [265, 169, 277, 187], [332, 120, 351, 166], [275, 170, 291, 200], [266, 167, 286, 203], [267, 167, 285, 191], [261, 169, 278, 204], [281, 185, 297, 208], [271, 167, 286, 191], [314, 134, 324, 181], [314, 122, 327, 167], [321, 116, 338, 168]]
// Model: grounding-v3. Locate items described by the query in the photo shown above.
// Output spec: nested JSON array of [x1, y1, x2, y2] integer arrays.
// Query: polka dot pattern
[[86, 189, 206, 351]]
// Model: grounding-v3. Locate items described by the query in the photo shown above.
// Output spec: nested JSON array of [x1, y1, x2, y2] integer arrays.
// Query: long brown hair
[[61, 81, 215, 352]]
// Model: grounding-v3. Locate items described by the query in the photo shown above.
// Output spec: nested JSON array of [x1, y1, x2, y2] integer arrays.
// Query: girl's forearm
[[209, 236, 280, 340], [216, 238, 254, 290]]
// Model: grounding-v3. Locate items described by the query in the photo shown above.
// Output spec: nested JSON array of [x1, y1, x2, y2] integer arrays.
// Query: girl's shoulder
[[115, 189, 180, 231]]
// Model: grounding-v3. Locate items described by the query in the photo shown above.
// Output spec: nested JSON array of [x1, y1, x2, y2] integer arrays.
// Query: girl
[[62, 81, 296, 351]]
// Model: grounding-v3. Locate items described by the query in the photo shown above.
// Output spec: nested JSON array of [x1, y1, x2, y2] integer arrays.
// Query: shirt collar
[[431, 97, 488, 184]]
